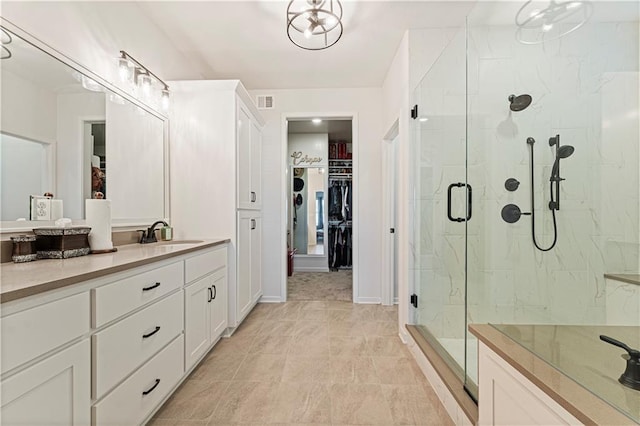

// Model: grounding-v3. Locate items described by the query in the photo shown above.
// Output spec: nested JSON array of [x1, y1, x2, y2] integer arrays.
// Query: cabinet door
[[237, 103, 253, 209], [237, 211, 254, 320], [250, 215, 262, 303], [1, 339, 90, 426], [184, 276, 211, 371], [249, 120, 262, 209], [209, 268, 228, 341]]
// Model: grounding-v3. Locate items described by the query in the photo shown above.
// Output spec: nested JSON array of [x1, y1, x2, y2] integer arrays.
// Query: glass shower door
[[411, 26, 469, 381]]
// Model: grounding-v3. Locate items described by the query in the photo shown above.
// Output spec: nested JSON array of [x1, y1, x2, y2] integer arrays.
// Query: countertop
[[0, 239, 229, 303], [470, 323, 640, 425]]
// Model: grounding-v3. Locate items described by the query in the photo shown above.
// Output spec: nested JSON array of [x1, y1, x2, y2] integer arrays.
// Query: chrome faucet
[[139, 220, 169, 244]]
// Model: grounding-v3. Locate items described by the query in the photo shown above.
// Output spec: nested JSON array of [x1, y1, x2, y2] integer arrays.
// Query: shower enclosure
[[410, 0, 640, 400]]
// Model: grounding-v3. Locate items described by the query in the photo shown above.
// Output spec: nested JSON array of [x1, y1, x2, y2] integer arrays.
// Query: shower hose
[[528, 142, 558, 252]]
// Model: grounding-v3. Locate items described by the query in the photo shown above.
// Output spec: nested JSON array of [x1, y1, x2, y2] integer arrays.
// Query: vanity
[[1, 239, 229, 425]]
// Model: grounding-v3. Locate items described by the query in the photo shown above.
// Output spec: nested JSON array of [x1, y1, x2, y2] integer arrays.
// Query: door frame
[[280, 112, 359, 302], [382, 119, 400, 306]]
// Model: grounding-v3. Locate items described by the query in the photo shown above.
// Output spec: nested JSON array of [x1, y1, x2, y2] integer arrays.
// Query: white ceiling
[[138, 1, 476, 90]]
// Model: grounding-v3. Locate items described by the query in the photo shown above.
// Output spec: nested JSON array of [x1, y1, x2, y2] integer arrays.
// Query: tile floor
[[149, 301, 453, 425]]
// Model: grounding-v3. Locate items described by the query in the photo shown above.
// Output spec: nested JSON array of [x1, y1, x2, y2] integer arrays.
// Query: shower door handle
[[447, 182, 472, 222]]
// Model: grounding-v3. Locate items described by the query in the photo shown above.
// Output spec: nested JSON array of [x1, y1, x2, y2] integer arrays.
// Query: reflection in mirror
[[291, 167, 326, 255], [0, 24, 167, 228]]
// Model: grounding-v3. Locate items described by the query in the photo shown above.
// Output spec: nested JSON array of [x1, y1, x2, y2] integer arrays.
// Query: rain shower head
[[509, 94, 532, 112], [550, 145, 575, 179]]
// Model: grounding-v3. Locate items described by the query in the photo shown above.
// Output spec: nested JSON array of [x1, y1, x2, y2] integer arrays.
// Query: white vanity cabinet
[[237, 211, 262, 321], [0, 242, 230, 426], [169, 79, 264, 330], [237, 104, 263, 210], [184, 246, 228, 371], [478, 342, 582, 426], [1, 293, 91, 426]]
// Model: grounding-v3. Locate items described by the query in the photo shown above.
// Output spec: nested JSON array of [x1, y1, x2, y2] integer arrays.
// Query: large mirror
[[291, 166, 326, 255], [0, 23, 168, 230]]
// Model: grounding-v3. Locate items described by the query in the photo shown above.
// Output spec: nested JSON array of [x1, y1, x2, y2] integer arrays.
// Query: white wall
[[0, 68, 57, 144], [248, 88, 383, 303], [1, 2, 201, 97]]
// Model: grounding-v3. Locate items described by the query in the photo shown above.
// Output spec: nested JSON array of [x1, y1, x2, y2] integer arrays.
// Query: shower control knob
[[505, 178, 520, 192], [501, 204, 531, 224]]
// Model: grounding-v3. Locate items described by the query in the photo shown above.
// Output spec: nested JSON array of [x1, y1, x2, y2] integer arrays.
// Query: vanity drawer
[[185, 246, 226, 283], [1, 292, 89, 374], [92, 291, 183, 399], [93, 335, 183, 426], [93, 261, 184, 327]]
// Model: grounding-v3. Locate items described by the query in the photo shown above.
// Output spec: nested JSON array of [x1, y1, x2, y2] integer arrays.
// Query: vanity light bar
[[119, 50, 169, 91]]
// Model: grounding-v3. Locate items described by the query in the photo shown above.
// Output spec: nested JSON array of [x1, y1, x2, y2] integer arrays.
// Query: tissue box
[[33, 227, 91, 259]]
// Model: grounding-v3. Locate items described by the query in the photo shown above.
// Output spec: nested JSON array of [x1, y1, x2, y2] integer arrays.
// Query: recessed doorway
[[286, 117, 353, 302]]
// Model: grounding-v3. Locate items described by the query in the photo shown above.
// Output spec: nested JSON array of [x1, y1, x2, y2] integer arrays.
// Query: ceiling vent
[[256, 95, 274, 110]]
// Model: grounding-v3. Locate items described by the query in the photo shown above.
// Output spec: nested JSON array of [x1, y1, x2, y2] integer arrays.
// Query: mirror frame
[[0, 18, 170, 233]]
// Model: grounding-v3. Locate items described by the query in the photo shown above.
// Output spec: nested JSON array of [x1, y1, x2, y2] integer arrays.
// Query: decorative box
[[33, 227, 91, 259], [11, 235, 37, 263]]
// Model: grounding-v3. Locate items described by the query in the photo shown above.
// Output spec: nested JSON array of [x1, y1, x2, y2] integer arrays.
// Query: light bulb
[[326, 16, 337, 27], [542, 23, 554, 32], [312, 118, 322, 124], [118, 57, 130, 82], [138, 73, 152, 95], [529, 9, 542, 19], [161, 89, 170, 111], [304, 28, 312, 38]]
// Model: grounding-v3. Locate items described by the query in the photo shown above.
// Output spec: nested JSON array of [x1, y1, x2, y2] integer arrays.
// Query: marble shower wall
[[412, 16, 639, 340], [466, 20, 639, 326]]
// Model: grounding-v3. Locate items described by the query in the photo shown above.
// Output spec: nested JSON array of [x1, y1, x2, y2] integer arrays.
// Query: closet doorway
[[286, 118, 354, 302]]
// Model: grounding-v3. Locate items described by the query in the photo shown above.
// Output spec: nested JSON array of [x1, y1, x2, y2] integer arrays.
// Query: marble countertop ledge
[[470, 324, 639, 426], [605, 273, 640, 286], [0, 239, 229, 303]]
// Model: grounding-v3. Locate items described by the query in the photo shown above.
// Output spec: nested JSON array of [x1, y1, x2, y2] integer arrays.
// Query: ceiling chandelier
[[515, 0, 593, 45], [287, 0, 343, 51]]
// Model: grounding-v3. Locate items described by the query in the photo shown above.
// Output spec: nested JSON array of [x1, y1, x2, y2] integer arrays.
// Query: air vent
[[256, 95, 274, 110]]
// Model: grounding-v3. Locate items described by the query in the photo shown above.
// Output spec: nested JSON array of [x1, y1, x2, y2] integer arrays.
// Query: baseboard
[[354, 297, 381, 304], [293, 266, 330, 272], [258, 295, 283, 303]]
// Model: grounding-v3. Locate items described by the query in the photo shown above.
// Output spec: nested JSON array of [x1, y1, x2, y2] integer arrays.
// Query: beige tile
[[372, 307, 398, 322], [327, 309, 360, 323], [382, 384, 454, 425], [329, 336, 371, 357], [249, 334, 292, 355], [214, 333, 255, 354], [293, 320, 329, 337], [259, 319, 298, 336], [299, 309, 329, 321], [244, 303, 274, 321], [232, 317, 264, 337], [329, 383, 394, 425], [189, 349, 246, 381], [154, 380, 230, 420], [327, 300, 354, 310], [269, 382, 332, 424], [360, 321, 398, 337], [208, 381, 278, 424], [233, 353, 286, 382], [328, 320, 364, 337], [148, 419, 208, 426], [283, 356, 332, 383], [373, 356, 424, 385], [303, 301, 329, 310], [366, 336, 408, 357], [288, 333, 330, 357], [330, 357, 379, 384]]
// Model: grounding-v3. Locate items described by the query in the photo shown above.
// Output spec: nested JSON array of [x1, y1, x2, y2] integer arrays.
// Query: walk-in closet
[[286, 119, 353, 301]]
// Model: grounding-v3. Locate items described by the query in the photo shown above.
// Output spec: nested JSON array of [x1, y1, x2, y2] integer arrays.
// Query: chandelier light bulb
[[542, 22, 554, 32]]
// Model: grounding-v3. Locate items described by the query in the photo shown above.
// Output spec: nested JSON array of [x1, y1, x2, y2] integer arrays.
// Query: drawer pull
[[142, 282, 161, 291], [212, 285, 217, 300], [142, 326, 161, 339], [207, 287, 213, 303], [142, 379, 161, 396]]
